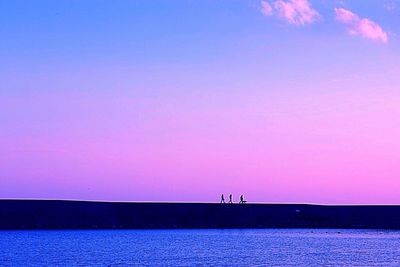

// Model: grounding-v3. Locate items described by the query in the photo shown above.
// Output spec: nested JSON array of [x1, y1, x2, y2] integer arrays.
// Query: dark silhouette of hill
[[1, 199, 400, 229]]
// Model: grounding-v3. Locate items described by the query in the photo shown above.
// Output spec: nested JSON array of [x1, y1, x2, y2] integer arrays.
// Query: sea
[[1, 229, 400, 266]]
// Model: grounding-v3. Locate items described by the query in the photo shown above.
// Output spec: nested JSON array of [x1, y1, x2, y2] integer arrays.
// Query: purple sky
[[1, 0, 400, 203]]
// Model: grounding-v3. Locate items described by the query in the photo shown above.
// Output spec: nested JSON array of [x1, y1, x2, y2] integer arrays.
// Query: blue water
[[1, 229, 400, 266]]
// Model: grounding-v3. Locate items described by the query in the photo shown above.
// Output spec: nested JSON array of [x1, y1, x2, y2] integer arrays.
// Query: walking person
[[228, 194, 233, 204], [239, 195, 247, 204], [220, 194, 225, 204]]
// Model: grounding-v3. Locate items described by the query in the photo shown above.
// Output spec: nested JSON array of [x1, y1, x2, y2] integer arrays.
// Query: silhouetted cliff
[[1, 200, 400, 229]]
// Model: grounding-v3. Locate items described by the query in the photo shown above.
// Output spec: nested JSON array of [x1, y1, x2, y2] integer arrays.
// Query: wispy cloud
[[260, 0, 320, 26], [335, 8, 388, 43], [260, 1, 273, 16]]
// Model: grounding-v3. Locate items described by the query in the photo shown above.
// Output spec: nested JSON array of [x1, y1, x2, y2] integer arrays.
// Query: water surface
[[1, 229, 400, 266]]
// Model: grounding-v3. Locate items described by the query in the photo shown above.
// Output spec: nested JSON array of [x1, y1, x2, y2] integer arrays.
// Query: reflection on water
[[1, 229, 400, 266]]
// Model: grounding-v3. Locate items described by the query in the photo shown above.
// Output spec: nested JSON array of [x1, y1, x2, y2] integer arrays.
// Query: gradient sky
[[1, 0, 400, 204]]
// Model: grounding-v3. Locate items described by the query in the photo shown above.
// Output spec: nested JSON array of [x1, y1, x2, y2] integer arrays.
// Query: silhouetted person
[[228, 194, 233, 204], [239, 195, 246, 204], [220, 194, 225, 204]]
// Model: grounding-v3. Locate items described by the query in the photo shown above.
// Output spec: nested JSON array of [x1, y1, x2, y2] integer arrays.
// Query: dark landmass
[[1, 199, 400, 229]]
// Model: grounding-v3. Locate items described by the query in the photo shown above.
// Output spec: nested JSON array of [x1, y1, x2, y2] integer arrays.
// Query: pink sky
[[1, 0, 400, 203], [2, 71, 400, 203]]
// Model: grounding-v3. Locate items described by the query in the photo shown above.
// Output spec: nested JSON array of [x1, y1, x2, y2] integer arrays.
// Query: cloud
[[274, 0, 320, 25], [335, 8, 388, 43], [260, 0, 320, 25], [260, 1, 273, 16]]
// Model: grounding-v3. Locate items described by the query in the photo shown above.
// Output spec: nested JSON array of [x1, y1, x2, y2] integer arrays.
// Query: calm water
[[1, 229, 400, 266]]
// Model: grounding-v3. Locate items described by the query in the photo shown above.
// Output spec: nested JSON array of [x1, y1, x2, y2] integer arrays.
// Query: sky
[[1, 0, 400, 204]]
